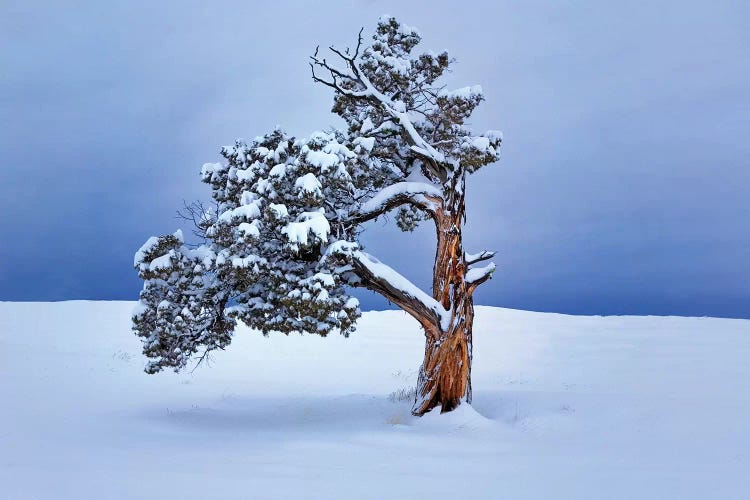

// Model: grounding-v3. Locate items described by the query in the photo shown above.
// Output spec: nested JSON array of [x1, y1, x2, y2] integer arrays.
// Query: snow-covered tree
[[133, 17, 501, 415]]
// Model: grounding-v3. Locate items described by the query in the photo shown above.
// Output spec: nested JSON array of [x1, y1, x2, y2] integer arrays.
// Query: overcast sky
[[1, 0, 748, 318]]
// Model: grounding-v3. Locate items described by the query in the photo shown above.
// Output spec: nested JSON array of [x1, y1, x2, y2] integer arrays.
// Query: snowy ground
[[1, 301, 749, 499]]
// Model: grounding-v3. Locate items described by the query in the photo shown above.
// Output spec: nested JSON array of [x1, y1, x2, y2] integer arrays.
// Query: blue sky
[[1, 0, 748, 318]]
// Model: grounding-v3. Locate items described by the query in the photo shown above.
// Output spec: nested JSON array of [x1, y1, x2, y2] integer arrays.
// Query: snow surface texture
[[1, 302, 749, 499]]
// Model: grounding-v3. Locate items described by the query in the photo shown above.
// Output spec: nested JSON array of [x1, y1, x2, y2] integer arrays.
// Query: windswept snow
[[2, 302, 750, 499]]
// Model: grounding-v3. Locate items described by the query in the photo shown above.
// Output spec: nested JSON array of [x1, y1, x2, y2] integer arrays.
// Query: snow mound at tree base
[[2, 301, 749, 499], [417, 402, 494, 430]]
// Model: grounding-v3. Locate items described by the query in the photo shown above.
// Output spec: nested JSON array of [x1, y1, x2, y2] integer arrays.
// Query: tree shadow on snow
[[137, 393, 415, 436], [135, 390, 575, 440]]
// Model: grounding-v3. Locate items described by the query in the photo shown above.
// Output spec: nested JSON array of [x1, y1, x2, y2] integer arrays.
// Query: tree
[[133, 16, 501, 415]]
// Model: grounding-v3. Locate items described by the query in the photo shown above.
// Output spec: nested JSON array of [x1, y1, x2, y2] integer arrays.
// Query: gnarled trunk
[[413, 170, 475, 416], [413, 297, 474, 415]]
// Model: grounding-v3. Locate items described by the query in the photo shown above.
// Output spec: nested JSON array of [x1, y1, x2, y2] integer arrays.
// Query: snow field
[[1, 301, 749, 499]]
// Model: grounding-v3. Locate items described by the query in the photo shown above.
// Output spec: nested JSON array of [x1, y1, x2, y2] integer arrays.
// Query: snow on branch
[[465, 262, 496, 291], [350, 182, 443, 224], [353, 65, 446, 166], [309, 32, 446, 171], [465, 250, 495, 265], [281, 210, 330, 248], [350, 250, 449, 332]]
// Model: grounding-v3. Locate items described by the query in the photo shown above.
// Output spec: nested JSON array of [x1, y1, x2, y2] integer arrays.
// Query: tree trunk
[[413, 169, 474, 416], [413, 298, 474, 415]]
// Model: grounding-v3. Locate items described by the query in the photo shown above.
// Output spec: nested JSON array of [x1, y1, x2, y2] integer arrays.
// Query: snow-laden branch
[[352, 62, 446, 166], [466, 262, 496, 292], [310, 42, 447, 171], [465, 250, 495, 266], [350, 250, 449, 332], [350, 181, 443, 224]]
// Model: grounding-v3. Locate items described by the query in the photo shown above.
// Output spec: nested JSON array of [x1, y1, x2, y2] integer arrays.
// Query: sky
[[1, 0, 748, 318]]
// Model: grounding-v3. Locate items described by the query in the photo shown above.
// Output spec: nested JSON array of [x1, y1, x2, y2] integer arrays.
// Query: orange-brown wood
[[413, 170, 474, 416]]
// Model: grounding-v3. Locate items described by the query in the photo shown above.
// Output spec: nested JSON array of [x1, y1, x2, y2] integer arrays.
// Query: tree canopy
[[133, 16, 500, 401]]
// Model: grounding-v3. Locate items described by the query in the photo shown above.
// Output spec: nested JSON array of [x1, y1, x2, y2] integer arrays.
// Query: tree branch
[[176, 200, 214, 242], [309, 35, 449, 179], [350, 250, 447, 334], [348, 182, 443, 225], [466, 262, 496, 295], [465, 250, 495, 266]]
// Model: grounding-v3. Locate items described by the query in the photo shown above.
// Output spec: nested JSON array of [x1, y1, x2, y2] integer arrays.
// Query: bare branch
[[190, 348, 213, 373], [354, 27, 364, 58], [176, 200, 213, 242]]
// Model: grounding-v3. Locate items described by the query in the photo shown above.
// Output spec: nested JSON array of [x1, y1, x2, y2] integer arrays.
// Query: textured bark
[[413, 170, 474, 416], [413, 299, 474, 415]]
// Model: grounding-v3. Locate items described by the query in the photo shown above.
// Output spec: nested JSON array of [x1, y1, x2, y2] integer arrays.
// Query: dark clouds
[[1, 0, 748, 318]]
